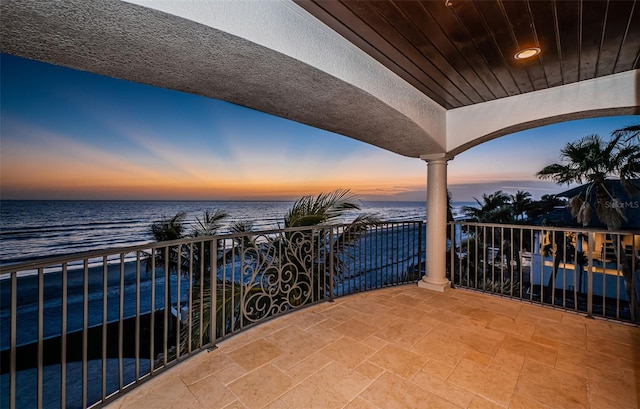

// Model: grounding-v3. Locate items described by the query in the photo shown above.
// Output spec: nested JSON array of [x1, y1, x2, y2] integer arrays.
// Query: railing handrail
[[4, 220, 426, 409], [0, 220, 424, 274], [449, 219, 639, 325], [5, 218, 637, 409], [449, 220, 640, 235]]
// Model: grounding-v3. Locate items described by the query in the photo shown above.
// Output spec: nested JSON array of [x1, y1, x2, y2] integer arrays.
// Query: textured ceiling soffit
[[0, 0, 443, 158]]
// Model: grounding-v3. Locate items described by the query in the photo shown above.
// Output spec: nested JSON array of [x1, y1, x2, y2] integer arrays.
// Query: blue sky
[[1, 53, 638, 202]]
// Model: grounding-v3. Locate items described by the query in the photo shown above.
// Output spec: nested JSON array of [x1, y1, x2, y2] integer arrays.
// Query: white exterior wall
[[446, 70, 640, 155]]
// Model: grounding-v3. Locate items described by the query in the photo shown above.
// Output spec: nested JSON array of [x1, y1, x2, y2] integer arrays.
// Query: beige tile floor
[[106, 285, 640, 409]]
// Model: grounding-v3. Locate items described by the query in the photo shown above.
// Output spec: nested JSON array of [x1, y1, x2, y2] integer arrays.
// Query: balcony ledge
[[106, 285, 640, 409]]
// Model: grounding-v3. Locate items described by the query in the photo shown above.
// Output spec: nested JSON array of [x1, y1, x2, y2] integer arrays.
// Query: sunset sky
[[1, 53, 638, 202]]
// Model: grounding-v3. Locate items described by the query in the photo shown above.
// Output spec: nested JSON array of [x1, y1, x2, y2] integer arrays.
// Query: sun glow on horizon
[[1, 54, 638, 202], [1, 115, 428, 201]]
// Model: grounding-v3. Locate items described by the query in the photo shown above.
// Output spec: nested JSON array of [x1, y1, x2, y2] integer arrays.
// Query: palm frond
[[285, 188, 360, 227], [150, 211, 187, 241], [192, 209, 228, 237], [537, 125, 640, 230], [229, 220, 256, 250], [333, 214, 380, 248], [611, 124, 640, 143], [595, 199, 625, 230], [230, 220, 253, 233], [462, 191, 513, 223], [577, 201, 592, 226], [537, 164, 580, 185], [178, 279, 246, 354], [568, 196, 583, 218]]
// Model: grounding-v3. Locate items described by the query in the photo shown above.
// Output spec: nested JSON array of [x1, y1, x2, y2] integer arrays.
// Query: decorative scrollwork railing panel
[[1, 221, 424, 409]]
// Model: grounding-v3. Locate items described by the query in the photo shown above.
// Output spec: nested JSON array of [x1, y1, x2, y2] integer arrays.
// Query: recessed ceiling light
[[514, 47, 541, 60], [444, 0, 461, 8]]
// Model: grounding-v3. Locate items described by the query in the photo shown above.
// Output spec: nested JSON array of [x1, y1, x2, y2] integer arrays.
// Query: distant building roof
[[532, 179, 640, 230], [528, 207, 578, 228], [556, 179, 640, 200]]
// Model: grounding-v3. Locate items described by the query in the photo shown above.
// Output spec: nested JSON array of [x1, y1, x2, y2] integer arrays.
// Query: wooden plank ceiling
[[295, 0, 640, 109]]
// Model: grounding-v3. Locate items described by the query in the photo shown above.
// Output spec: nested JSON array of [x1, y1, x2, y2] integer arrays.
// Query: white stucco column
[[418, 153, 454, 292]]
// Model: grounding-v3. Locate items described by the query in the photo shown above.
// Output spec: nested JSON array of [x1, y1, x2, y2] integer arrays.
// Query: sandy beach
[[0, 259, 186, 350]]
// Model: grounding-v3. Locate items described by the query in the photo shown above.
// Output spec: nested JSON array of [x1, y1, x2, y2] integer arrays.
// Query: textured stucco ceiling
[[0, 0, 445, 158]]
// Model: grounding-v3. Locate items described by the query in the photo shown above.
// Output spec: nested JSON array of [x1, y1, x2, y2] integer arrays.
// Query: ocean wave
[[0, 200, 435, 265]]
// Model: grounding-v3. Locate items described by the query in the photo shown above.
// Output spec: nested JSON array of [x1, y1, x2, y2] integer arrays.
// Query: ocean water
[[0, 200, 446, 266], [0, 199, 472, 409]]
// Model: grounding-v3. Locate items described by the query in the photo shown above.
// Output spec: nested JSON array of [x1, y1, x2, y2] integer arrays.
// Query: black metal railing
[[6, 218, 637, 408], [448, 221, 639, 323], [0, 221, 424, 409]]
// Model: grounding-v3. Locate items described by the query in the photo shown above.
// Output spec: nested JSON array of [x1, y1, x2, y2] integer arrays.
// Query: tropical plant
[[192, 210, 228, 237], [284, 189, 361, 227], [525, 194, 565, 220], [148, 212, 187, 275], [146, 212, 188, 352], [146, 209, 230, 356], [238, 189, 379, 321], [462, 190, 514, 224], [461, 191, 515, 275], [537, 129, 639, 229], [229, 220, 256, 251], [537, 125, 640, 320], [189, 210, 230, 287], [288, 189, 379, 278], [511, 190, 532, 221], [147, 210, 229, 279], [150, 212, 187, 241], [455, 190, 536, 296]]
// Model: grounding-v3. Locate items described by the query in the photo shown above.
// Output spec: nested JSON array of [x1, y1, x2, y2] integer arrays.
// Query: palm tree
[[229, 220, 256, 250], [460, 191, 526, 295], [148, 210, 230, 278], [240, 189, 379, 321], [462, 190, 514, 224], [284, 189, 360, 227], [147, 212, 188, 296], [537, 130, 639, 229], [537, 125, 640, 320], [192, 210, 228, 237], [150, 212, 187, 241], [190, 209, 229, 287], [149, 210, 229, 268], [526, 194, 565, 220], [284, 189, 379, 281], [147, 210, 230, 354], [511, 190, 532, 221], [462, 190, 514, 265], [146, 212, 187, 351]]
